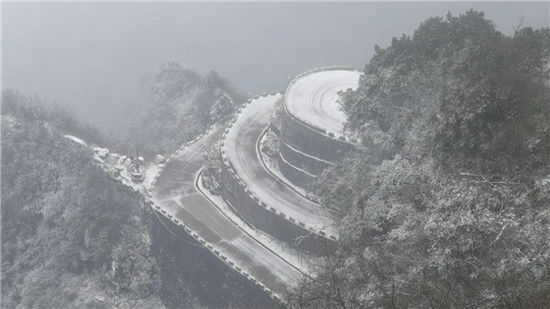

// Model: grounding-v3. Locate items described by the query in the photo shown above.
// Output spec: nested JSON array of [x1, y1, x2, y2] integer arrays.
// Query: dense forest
[[293, 10, 550, 308]]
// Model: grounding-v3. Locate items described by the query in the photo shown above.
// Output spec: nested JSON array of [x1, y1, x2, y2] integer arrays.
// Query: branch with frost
[[489, 222, 508, 247], [459, 172, 521, 186]]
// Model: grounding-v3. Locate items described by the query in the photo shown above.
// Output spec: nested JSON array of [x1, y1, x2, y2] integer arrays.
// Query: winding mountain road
[[286, 70, 361, 137], [223, 94, 338, 236], [150, 124, 304, 296], [89, 68, 361, 303]]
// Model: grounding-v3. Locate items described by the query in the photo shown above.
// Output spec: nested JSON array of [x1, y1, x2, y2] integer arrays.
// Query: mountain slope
[[1, 98, 168, 307], [293, 10, 550, 308]]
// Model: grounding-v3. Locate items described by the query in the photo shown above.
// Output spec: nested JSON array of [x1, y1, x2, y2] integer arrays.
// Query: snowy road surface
[[151, 124, 304, 296], [224, 94, 339, 237], [286, 70, 360, 137]]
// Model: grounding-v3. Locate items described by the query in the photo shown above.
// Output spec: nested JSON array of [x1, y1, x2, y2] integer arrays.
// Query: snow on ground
[[285, 70, 360, 137], [55, 110, 328, 297], [142, 164, 161, 189], [143, 123, 220, 192], [198, 171, 318, 275], [150, 124, 305, 297], [80, 121, 222, 197], [49, 111, 323, 301], [60, 134, 140, 191], [224, 94, 339, 237], [63, 134, 88, 147], [61, 134, 164, 196]]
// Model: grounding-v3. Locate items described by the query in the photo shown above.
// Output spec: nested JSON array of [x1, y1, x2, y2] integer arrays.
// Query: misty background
[[3, 2, 548, 134]]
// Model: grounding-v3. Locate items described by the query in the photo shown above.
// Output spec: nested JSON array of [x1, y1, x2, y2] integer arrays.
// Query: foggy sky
[[3, 2, 548, 133]]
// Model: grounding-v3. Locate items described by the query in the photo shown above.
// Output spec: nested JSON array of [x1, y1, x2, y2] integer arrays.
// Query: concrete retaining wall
[[219, 155, 336, 256], [278, 67, 359, 188], [277, 152, 316, 188], [280, 107, 355, 163], [149, 207, 283, 308], [279, 142, 332, 176], [279, 107, 354, 187]]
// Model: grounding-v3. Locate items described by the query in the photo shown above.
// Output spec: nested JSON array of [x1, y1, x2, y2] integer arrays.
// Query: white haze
[[2, 2, 548, 133]]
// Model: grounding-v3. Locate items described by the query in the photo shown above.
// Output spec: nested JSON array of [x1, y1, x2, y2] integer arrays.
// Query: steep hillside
[[293, 10, 550, 308], [127, 62, 246, 156], [1, 97, 172, 307]]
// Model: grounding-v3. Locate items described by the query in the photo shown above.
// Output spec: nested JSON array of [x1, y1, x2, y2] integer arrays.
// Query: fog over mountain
[[3, 3, 550, 308], [3, 2, 548, 133]]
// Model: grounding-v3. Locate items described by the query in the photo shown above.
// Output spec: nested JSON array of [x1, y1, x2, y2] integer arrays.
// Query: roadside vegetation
[[293, 10, 550, 308], [1, 95, 166, 308]]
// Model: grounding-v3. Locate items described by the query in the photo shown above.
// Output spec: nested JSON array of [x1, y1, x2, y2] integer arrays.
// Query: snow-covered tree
[[294, 10, 550, 308]]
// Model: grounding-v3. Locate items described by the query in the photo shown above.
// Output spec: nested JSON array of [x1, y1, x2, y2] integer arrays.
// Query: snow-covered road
[[151, 124, 304, 297], [285, 70, 360, 137], [223, 94, 338, 237]]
